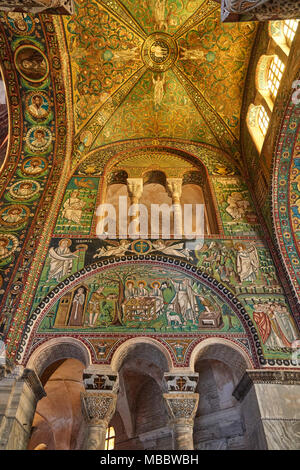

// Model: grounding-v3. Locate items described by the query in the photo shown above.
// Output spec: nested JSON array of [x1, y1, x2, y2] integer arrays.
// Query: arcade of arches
[[0, 0, 300, 451]]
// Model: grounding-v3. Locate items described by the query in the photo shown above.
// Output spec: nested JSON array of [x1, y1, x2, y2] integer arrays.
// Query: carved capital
[[22, 368, 46, 401], [163, 393, 199, 421], [1, 366, 45, 400], [233, 370, 300, 401], [126, 178, 143, 203], [81, 390, 117, 426], [0, 0, 74, 15], [166, 178, 182, 203]]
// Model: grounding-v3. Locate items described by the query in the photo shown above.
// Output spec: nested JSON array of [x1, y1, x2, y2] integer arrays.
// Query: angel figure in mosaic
[[152, 240, 192, 260], [94, 239, 133, 258]]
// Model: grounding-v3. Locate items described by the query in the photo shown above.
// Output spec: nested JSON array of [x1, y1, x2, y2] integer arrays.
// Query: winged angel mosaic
[[93, 239, 193, 260]]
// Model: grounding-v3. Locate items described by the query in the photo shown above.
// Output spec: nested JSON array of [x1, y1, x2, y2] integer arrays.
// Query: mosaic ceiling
[[64, 0, 258, 162]]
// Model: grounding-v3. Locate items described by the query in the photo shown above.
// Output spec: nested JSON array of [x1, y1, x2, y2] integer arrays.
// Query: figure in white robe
[[136, 282, 148, 297], [61, 190, 85, 225], [94, 240, 132, 258], [275, 304, 299, 344], [154, 0, 166, 30], [68, 288, 85, 327], [171, 278, 199, 324], [48, 239, 78, 282], [226, 192, 250, 220], [150, 281, 164, 314], [236, 243, 259, 283], [179, 47, 205, 61], [152, 73, 165, 108]]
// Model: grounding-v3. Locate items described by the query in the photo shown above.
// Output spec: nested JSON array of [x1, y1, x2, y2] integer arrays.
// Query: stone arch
[[110, 336, 173, 373], [189, 337, 253, 381], [25, 337, 91, 378], [111, 337, 172, 447], [191, 337, 253, 450]]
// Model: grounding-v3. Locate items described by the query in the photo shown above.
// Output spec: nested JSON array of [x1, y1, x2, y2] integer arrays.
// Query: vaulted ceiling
[[63, 0, 258, 164]]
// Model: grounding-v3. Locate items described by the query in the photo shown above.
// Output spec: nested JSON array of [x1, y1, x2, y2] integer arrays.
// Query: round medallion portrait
[[14, 45, 49, 83], [9, 180, 41, 200], [5, 12, 35, 35], [80, 130, 93, 147], [21, 156, 48, 176], [25, 92, 50, 121], [142, 33, 178, 72], [0, 205, 30, 227], [25, 126, 52, 153], [0, 233, 19, 261]]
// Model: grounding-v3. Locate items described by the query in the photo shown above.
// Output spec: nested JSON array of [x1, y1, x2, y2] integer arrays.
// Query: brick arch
[[189, 337, 254, 381]]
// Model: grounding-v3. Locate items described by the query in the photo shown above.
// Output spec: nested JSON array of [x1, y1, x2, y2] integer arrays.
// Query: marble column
[[127, 178, 143, 206], [163, 372, 199, 450], [163, 393, 199, 450], [81, 369, 118, 450], [126, 178, 144, 237], [233, 370, 300, 450], [166, 178, 183, 239], [221, 0, 300, 22], [0, 0, 74, 14], [81, 391, 118, 450], [0, 365, 45, 450]]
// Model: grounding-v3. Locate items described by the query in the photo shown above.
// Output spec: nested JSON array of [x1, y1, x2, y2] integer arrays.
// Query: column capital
[[22, 368, 46, 401], [126, 178, 143, 201], [166, 178, 182, 203], [233, 369, 300, 402], [81, 390, 117, 426], [0, 365, 45, 401], [0, 0, 75, 15], [163, 393, 199, 421]]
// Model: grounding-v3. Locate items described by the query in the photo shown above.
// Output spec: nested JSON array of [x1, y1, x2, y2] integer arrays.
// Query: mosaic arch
[[272, 79, 300, 309], [0, 13, 73, 359], [18, 257, 261, 369], [75, 138, 242, 176], [17, 252, 300, 370]]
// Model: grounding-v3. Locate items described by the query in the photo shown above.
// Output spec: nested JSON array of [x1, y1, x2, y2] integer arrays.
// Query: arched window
[[247, 104, 270, 152], [283, 19, 299, 46], [257, 105, 269, 137], [105, 426, 115, 450], [256, 55, 285, 107], [269, 19, 299, 52], [267, 55, 285, 100]]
